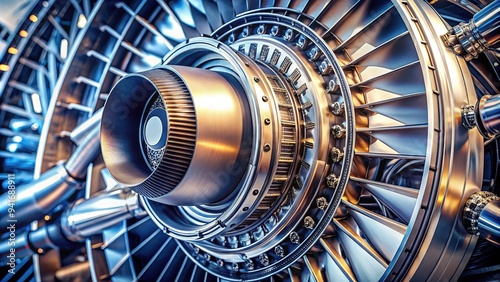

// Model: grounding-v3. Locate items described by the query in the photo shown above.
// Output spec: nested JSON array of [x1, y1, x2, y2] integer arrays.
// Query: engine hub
[[102, 18, 354, 278]]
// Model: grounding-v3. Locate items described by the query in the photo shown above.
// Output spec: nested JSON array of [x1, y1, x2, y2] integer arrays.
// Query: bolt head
[[326, 173, 339, 188], [270, 26, 279, 36], [259, 253, 270, 266], [275, 245, 285, 257], [330, 147, 344, 162], [304, 216, 315, 229], [284, 29, 293, 41], [290, 231, 300, 244], [316, 197, 328, 210], [331, 125, 346, 138]]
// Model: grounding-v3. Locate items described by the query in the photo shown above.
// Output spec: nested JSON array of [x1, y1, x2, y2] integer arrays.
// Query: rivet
[[263, 143, 271, 152], [264, 118, 271, 125]]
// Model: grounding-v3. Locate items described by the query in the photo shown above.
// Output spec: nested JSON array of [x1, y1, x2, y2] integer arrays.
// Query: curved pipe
[[0, 124, 100, 230], [0, 188, 144, 263]]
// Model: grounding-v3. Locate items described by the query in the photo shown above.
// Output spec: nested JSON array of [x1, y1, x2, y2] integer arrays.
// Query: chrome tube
[[473, 0, 500, 48], [0, 124, 100, 230], [0, 164, 83, 230], [60, 188, 144, 241], [0, 188, 144, 262], [64, 125, 101, 180], [478, 199, 500, 246], [442, 0, 500, 60], [69, 109, 103, 146], [475, 94, 500, 139]]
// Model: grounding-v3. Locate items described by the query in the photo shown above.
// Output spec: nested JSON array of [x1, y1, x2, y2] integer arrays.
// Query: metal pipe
[[60, 188, 145, 241], [64, 124, 101, 180], [0, 164, 83, 230], [475, 94, 500, 138], [473, 0, 500, 48], [442, 0, 500, 60], [478, 199, 500, 246], [0, 188, 144, 262], [0, 124, 100, 230], [464, 191, 500, 246], [69, 108, 102, 146]]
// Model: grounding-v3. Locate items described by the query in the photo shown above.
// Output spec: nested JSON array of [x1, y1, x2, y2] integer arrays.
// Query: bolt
[[270, 26, 279, 36], [316, 197, 328, 210], [242, 27, 249, 37], [297, 35, 308, 49], [319, 59, 332, 75], [330, 147, 344, 163], [259, 253, 270, 266], [275, 245, 285, 257], [194, 246, 200, 254], [245, 259, 254, 270], [254, 76, 260, 83], [331, 125, 346, 139], [264, 118, 271, 125], [304, 216, 315, 229], [326, 173, 339, 188], [232, 262, 239, 271], [309, 47, 320, 61], [327, 78, 340, 93], [461, 104, 476, 129], [290, 231, 300, 244], [330, 102, 344, 116], [262, 95, 269, 102], [263, 143, 271, 152], [204, 253, 211, 261], [284, 29, 293, 41], [257, 24, 266, 34], [228, 33, 235, 44], [217, 259, 225, 267]]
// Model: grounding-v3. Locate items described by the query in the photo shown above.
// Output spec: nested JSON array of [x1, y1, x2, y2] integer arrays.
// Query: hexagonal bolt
[[194, 246, 200, 254], [257, 24, 266, 35], [297, 35, 308, 49], [327, 78, 340, 93], [319, 59, 332, 75], [308, 47, 320, 61], [245, 259, 255, 270], [270, 26, 279, 36], [284, 29, 294, 41], [232, 262, 240, 271], [331, 125, 346, 139], [326, 173, 339, 188], [330, 102, 344, 116], [330, 147, 344, 163], [275, 245, 285, 257], [217, 259, 225, 267], [304, 216, 315, 229], [316, 197, 328, 210], [259, 253, 270, 266], [228, 33, 235, 44], [290, 231, 300, 244]]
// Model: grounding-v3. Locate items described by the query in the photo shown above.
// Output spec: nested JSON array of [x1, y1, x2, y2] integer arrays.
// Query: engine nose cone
[[101, 66, 249, 206]]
